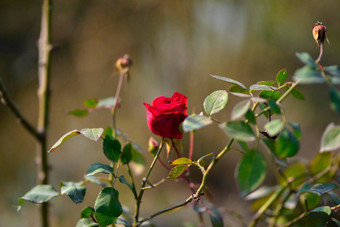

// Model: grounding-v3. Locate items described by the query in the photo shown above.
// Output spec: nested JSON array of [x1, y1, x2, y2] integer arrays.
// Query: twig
[[36, 0, 53, 226], [133, 138, 165, 226], [0, 78, 40, 140]]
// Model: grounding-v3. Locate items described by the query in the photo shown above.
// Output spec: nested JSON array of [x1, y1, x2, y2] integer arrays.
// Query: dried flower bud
[[312, 22, 327, 46], [115, 54, 133, 73], [148, 137, 159, 156]]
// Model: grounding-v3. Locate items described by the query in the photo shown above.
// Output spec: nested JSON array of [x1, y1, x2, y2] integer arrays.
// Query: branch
[[0, 78, 41, 140]]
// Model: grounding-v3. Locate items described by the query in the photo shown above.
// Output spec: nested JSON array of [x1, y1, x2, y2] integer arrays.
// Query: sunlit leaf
[[48, 130, 80, 152], [85, 176, 106, 188], [237, 150, 267, 196], [203, 90, 228, 116], [86, 162, 113, 176], [97, 97, 117, 109], [182, 114, 213, 132], [229, 85, 249, 95], [276, 69, 288, 86], [94, 187, 122, 226], [275, 129, 299, 158], [310, 152, 331, 176], [250, 84, 276, 91], [293, 66, 324, 84], [296, 52, 318, 67], [80, 128, 104, 141], [264, 119, 284, 137], [60, 181, 86, 204], [282, 163, 306, 189], [320, 123, 340, 152], [18, 185, 58, 211], [168, 165, 187, 179], [170, 157, 192, 165], [210, 74, 247, 89], [311, 206, 331, 215], [325, 65, 340, 76], [220, 121, 256, 142], [231, 100, 251, 120], [76, 218, 98, 227]]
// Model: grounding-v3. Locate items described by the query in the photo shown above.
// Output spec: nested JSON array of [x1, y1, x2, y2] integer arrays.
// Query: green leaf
[[308, 183, 339, 196], [320, 123, 340, 152], [311, 206, 332, 215], [249, 84, 276, 91], [18, 185, 58, 210], [264, 120, 284, 137], [210, 74, 247, 89], [80, 128, 104, 141], [257, 80, 275, 86], [296, 52, 318, 67], [275, 129, 299, 158], [94, 187, 122, 226], [231, 100, 251, 120], [310, 152, 332, 176], [276, 69, 288, 86], [68, 109, 89, 117], [259, 91, 273, 99], [121, 143, 132, 165], [289, 87, 305, 100], [330, 87, 340, 113], [282, 163, 306, 189], [60, 181, 86, 204], [103, 135, 121, 162], [170, 157, 192, 165], [182, 114, 213, 132], [288, 122, 302, 140], [76, 218, 98, 227], [268, 100, 281, 114], [245, 110, 256, 125], [118, 176, 135, 195], [220, 121, 256, 142], [203, 90, 229, 116], [84, 99, 98, 108], [237, 150, 267, 196], [168, 165, 187, 179], [209, 208, 224, 227], [293, 66, 324, 84], [85, 176, 106, 188], [86, 162, 113, 176], [325, 65, 340, 76], [229, 85, 249, 95], [81, 207, 95, 218], [271, 91, 282, 101]]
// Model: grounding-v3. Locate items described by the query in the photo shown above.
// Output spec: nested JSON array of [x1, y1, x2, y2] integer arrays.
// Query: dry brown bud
[[312, 22, 327, 46], [115, 54, 133, 73]]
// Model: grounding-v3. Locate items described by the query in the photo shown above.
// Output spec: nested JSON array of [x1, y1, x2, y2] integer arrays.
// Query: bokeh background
[[1, 0, 340, 226]]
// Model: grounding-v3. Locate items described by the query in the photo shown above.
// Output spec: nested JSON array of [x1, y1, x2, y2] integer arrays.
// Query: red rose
[[143, 92, 187, 139]]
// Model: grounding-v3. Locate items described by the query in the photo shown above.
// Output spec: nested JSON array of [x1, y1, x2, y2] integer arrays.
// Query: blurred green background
[[0, 0, 340, 226]]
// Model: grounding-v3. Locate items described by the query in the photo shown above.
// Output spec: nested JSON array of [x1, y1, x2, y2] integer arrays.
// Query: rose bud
[[115, 54, 133, 73], [312, 22, 327, 46], [143, 92, 187, 139], [148, 137, 159, 156]]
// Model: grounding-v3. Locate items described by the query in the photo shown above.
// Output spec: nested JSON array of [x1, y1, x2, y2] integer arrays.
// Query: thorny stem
[[112, 72, 125, 137], [134, 138, 165, 226], [37, 0, 53, 226]]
